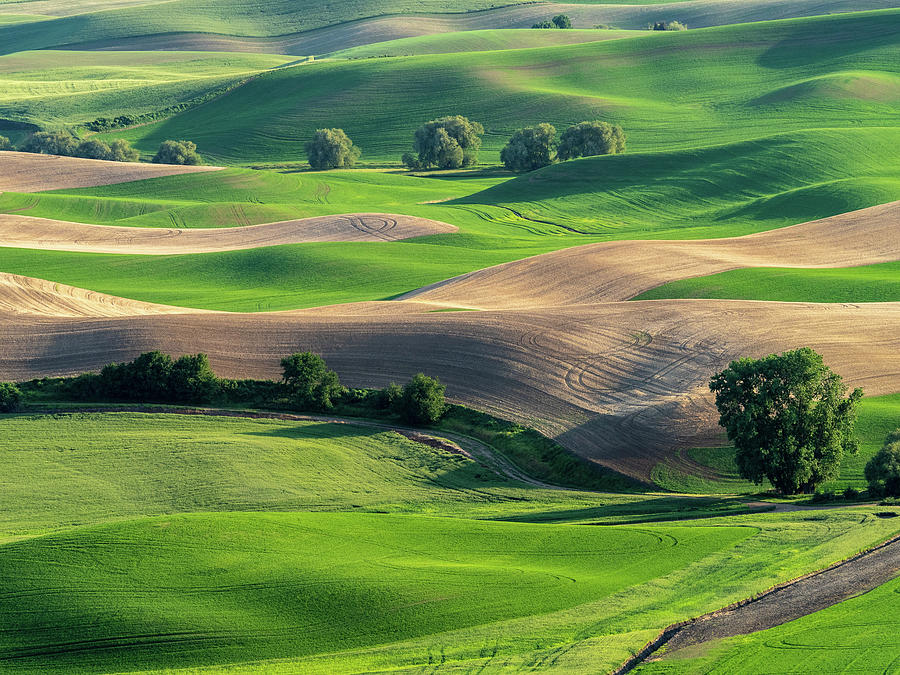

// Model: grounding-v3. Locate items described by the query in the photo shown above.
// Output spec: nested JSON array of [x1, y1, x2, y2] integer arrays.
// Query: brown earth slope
[[0, 152, 221, 192], [0, 212, 457, 252]]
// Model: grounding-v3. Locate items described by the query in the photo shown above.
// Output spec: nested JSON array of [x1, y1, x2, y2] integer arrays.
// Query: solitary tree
[[398, 373, 447, 425], [402, 116, 484, 170], [22, 131, 77, 156], [709, 348, 862, 495], [305, 128, 361, 169], [865, 431, 900, 498], [0, 382, 22, 413], [281, 352, 343, 410], [152, 140, 201, 165], [0, 135, 11, 151], [500, 123, 557, 172], [557, 121, 626, 160], [552, 14, 573, 29]]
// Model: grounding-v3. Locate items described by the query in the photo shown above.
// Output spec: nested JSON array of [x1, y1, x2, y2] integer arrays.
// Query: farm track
[[0, 212, 458, 253], [0, 152, 221, 193], [618, 533, 900, 673]]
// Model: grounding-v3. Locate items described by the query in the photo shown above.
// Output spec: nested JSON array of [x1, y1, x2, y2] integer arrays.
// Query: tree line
[[304, 115, 625, 172], [0, 351, 448, 426], [0, 131, 202, 165]]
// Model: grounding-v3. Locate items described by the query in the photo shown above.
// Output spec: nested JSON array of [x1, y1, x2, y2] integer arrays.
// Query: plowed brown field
[[0, 152, 221, 193], [3, 194, 899, 481], [0, 212, 457, 252]]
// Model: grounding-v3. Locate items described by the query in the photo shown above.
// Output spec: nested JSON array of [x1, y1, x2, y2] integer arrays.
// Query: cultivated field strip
[[3, 300, 899, 479], [404, 201, 900, 308], [0, 152, 222, 192], [0, 213, 458, 253]]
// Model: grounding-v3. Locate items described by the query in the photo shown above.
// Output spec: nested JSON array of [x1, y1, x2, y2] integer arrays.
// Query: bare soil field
[[0, 152, 221, 193], [404, 201, 900, 308], [0, 212, 458, 253], [3, 300, 899, 480]]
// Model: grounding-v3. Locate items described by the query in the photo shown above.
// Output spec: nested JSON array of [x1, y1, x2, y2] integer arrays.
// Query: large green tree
[[152, 140, 201, 165], [305, 128, 361, 170], [402, 115, 484, 170], [398, 373, 447, 425], [557, 121, 626, 161], [281, 352, 343, 411], [709, 348, 862, 495], [500, 123, 557, 172]]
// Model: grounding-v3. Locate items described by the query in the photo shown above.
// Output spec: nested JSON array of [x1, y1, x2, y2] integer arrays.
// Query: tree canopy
[[501, 123, 557, 173], [0, 135, 11, 151], [22, 131, 77, 157], [281, 352, 343, 411], [398, 373, 447, 425], [305, 128, 361, 170], [865, 431, 900, 498], [709, 347, 862, 495], [152, 139, 201, 165], [557, 121, 626, 161], [402, 115, 484, 170], [0, 382, 22, 413]]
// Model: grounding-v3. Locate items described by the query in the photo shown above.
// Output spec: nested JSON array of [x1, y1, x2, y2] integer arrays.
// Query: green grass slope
[[94, 10, 900, 164], [327, 28, 649, 58], [0, 50, 294, 127], [635, 261, 900, 303], [635, 575, 900, 674]]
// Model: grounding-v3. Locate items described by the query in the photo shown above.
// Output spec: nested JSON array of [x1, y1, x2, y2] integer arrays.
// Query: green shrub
[[865, 432, 900, 498], [651, 20, 687, 31], [403, 116, 484, 170], [501, 123, 557, 173], [0, 135, 11, 151], [557, 121, 626, 161], [843, 486, 860, 500], [152, 140, 201, 165], [75, 138, 112, 160], [532, 20, 554, 29], [552, 14, 572, 29], [0, 382, 22, 413], [305, 128, 361, 169], [22, 131, 77, 156], [169, 354, 219, 403], [280, 352, 344, 411], [376, 382, 403, 410], [398, 373, 447, 425], [108, 139, 140, 162]]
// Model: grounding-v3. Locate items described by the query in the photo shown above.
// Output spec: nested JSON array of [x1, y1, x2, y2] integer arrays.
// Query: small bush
[[22, 131, 77, 156], [281, 352, 344, 411], [843, 486, 860, 500], [0, 135, 11, 151], [398, 373, 447, 425], [152, 140, 201, 165], [865, 432, 900, 498], [811, 489, 836, 503], [403, 116, 484, 170], [108, 139, 140, 162], [0, 382, 22, 412], [879, 496, 898, 506], [532, 20, 554, 28], [375, 382, 403, 410], [306, 128, 361, 169], [501, 123, 557, 173], [650, 20, 687, 31]]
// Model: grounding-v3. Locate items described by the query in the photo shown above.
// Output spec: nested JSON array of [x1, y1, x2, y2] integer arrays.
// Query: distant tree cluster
[[710, 348, 862, 495], [533, 14, 573, 29], [151, 139, 202, 165], [500, 120, 626, 173], [866, 430, 900, 498], [18, 131, 141, 162], [650, 20, 687, 30], [402, 116, 485, 170]]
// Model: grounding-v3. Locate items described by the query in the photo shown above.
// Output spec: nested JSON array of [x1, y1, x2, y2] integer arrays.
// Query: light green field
[[635, 574, 900, 674], [652, 393, 900, 493], [90, 11, 900, 164], [0, 50, 294, 127], [635, 262, 900, 303], [0, 411, 897, 673], [327, 28, 650, 58]]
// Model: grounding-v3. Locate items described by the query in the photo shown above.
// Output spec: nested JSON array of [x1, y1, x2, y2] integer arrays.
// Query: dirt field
[[0, 212, 458, 252], [404, 201, 900, 308], [0, 152, 221, 193]]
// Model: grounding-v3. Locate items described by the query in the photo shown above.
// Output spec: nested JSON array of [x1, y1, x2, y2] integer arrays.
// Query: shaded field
[[91, 11, 900, 164]]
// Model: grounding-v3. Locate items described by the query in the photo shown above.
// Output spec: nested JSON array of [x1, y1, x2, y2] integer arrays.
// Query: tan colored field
[[404, 201, 900, 308], [0, 152, 221, 193], [2, 194, 899, 481], [0, 212, 457, 253]]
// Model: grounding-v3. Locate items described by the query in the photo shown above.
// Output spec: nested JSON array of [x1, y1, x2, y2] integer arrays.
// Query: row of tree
[[305, 116, 625, 172], [532, 14, 572, 29], [1, 131, 202, 165]]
